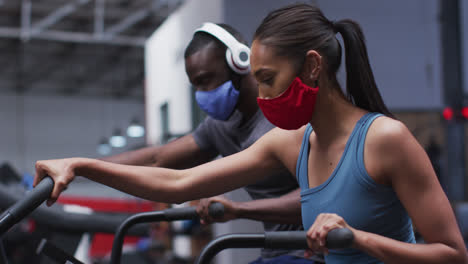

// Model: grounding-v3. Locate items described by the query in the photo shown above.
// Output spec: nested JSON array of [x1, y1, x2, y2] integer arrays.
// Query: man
[[103, 23, 313, 263]]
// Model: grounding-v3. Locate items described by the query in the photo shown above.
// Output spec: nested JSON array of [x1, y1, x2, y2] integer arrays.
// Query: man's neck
[[235, 74, 260, 124]]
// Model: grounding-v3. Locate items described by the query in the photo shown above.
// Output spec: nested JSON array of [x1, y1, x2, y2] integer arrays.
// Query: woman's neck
[[310, 81, 367, 147]]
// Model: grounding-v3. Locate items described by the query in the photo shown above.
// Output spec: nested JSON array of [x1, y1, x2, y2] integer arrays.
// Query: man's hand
[[196, 196, 239, 224]]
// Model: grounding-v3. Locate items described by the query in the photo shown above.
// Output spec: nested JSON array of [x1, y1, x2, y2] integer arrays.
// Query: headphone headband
[[194, 23, 250, 74], [195, 23, 241, 53]]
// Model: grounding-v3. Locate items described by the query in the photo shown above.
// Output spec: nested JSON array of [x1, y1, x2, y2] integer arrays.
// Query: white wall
[[0, 94, 145, 177], [145, 0, 224, 145]]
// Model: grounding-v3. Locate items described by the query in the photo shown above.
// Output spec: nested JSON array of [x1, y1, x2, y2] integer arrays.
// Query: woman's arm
[[34, 129, 284, 206], [306, 117, 467, 263], [355, 117, 467, 263]]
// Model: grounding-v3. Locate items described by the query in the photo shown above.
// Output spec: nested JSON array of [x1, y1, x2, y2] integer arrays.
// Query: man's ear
[[229, 71, 242, 91]]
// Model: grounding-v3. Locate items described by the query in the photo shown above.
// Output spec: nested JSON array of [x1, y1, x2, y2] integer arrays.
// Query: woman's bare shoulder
[[257, 125, 308, 173], [367, 116, 413, 148], [262, 125, 308, 146], [365, 116, 422, 183]]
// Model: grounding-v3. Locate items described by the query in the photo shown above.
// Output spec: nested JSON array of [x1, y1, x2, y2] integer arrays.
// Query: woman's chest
[[307, 141, 347, 188]]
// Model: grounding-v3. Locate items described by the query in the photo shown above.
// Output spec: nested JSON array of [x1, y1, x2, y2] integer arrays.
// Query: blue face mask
[[195, 80, 240, 120]]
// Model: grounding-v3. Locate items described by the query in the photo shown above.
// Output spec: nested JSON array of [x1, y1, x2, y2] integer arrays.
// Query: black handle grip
[[326, 228, 354, 249], [207, 202, 225, 219], [163, 206, 197, 221], [265, 231, 308, 249], [0, 177, 54, 235], [264, 228, 353, 250], [163, 202, 225, 221]]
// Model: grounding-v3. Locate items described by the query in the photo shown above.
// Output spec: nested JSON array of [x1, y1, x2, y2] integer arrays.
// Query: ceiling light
[[97, 138, 111, 155], [127, 118, 145, 138], [110, 129, 126, 148]]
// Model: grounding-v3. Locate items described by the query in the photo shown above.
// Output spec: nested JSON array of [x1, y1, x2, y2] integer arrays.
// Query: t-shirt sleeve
[[192, 117, 218, 153]]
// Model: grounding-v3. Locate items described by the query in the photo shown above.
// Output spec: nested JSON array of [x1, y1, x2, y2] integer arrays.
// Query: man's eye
[[195, 77, 209, 86], [199, 77, 208, 84]]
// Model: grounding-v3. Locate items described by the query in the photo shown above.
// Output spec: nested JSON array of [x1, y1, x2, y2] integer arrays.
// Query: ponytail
[[333, 20, 394, 117]]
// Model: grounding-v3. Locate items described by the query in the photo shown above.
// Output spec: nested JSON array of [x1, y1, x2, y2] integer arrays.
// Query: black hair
[[184, 23, 248, 59], [254, 3, 393, 117]]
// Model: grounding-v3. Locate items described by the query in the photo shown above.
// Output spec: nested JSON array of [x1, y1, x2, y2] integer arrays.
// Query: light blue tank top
[[296, 113, 415, 264]]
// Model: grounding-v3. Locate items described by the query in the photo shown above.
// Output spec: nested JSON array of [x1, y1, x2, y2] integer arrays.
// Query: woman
[[34, 4, 467, 263]]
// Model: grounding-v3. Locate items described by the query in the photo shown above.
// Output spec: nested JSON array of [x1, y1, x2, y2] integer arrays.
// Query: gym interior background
[[0, 0, 467, 263]]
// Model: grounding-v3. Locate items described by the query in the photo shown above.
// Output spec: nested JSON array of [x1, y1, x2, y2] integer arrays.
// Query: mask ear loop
[[297, 55, 307, 77], [314, 79, 319, 88]]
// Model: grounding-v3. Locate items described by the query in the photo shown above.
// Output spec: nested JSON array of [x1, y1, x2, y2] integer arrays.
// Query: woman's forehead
[[250, 41, 291, 71], [251, 41, 276, 66]]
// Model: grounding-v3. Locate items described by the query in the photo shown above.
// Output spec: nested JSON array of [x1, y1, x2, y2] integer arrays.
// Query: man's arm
[[197, 188, 302, 225], [101, 134, 217, 169]]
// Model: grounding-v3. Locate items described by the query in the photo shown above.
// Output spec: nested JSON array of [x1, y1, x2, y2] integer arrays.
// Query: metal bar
[[20, 0, 31, 41], [196, 234, 266, 264], [14, 41, 26, 93], [0, 27, 20, 38], [0, 239, 9, 264], [0, 27, 145, 47], [104, 8, 151, 38], [110, 211, 166, 264], [104, 0, 170, 38], [36, 239, 84, 264], [38, 30, 145, 47], [94, 0, 105, 36], [30, 0, 91, 37], [440, 0, 466, 201], [110, 204, 223, 264]]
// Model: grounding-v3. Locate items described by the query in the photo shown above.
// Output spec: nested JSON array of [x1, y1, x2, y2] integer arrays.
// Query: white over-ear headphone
[[194, 22, 251, 75]]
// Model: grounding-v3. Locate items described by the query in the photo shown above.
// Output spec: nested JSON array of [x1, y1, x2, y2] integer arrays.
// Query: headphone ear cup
[[225, 48, 250, 75], [225, 49, 237, 73]]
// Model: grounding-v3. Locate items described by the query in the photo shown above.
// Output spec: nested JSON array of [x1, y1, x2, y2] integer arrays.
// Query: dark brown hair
[[254, 3, 393, 117]]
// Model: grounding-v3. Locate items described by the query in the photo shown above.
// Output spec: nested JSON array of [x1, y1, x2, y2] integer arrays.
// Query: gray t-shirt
[[192, 109, 304, 259]]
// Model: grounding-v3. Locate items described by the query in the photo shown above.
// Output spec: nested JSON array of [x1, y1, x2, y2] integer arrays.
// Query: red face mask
[[257, 77, 319, 130]]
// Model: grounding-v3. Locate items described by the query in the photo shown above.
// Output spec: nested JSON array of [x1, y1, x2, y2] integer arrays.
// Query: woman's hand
[[34, 158, 80, 206], [305, 213, 355, 258], [196, 196, 238, 224]]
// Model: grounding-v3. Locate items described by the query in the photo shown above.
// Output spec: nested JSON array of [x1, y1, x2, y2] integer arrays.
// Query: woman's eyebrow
[[254, 68, 273, 79]]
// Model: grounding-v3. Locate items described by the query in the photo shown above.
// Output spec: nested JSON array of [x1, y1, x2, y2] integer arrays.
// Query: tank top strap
[[296, 124, 314, 190], [354, 113, 384, 184]]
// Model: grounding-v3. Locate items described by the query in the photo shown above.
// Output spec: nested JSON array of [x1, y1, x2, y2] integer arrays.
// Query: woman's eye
[[262, 77, 274, 85]]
